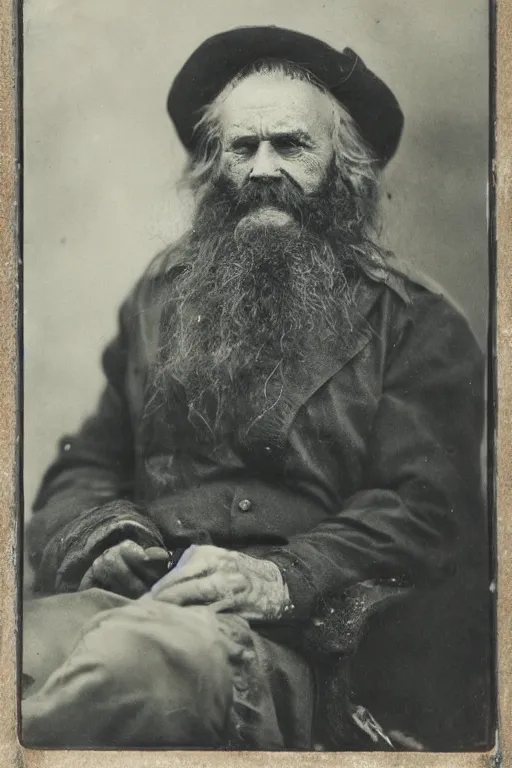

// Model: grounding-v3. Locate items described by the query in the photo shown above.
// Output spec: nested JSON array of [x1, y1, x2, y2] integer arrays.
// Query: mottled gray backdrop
[[23, 0, 489, 522]]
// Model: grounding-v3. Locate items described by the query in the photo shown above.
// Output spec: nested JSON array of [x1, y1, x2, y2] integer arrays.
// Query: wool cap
[[167, 25, 404, 165]]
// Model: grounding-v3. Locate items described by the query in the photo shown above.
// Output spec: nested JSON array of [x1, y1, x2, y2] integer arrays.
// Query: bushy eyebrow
[[227, 130, 313, 147]]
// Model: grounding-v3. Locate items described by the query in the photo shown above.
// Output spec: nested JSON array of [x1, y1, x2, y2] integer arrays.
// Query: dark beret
[[167, 26, 404, 166]]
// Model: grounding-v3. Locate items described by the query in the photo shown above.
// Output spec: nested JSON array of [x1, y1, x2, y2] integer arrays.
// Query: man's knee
[[24, 601, 238, 747], [83, 602, 235, 726], [78, 601, 229, 689]]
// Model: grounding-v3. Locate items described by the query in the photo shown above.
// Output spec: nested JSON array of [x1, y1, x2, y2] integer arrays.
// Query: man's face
[[216, 72, 335, 229]]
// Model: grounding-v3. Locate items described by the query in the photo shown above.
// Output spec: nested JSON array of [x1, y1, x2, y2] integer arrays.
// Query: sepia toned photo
[[20, 0, 495, 753]]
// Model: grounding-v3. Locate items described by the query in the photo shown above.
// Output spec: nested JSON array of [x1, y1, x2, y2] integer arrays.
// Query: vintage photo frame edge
[[0, 0, 509, 764]]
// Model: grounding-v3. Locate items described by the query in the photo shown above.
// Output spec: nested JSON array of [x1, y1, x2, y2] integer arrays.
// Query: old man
[[22, 27, 492, 751]]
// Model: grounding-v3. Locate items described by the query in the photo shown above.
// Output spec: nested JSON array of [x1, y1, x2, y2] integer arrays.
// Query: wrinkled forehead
[[215, 71, 336, 140]]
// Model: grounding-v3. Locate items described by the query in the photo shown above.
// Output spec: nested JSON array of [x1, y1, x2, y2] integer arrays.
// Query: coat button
[[238, 498, 252, 512]]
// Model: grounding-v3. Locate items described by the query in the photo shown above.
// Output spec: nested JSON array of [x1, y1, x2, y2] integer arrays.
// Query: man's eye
[[273, 138, 303, 154], [231, 142, 257, 156]]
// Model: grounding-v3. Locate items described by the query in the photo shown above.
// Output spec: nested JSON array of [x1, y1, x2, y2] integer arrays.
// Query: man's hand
[[79, 541, 170, 598], [151, 544, 291, 621]]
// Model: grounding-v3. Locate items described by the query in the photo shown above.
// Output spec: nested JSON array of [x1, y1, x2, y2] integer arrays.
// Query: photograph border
[[0, 0, 509, 765]]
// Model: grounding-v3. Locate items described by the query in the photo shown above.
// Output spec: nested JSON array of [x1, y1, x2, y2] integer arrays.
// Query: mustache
[[210, 173, 317, 223], [191, 158, 370, 252]]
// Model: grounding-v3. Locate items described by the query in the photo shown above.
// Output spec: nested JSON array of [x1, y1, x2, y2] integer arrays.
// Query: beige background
[[22, 0, 490, 519]]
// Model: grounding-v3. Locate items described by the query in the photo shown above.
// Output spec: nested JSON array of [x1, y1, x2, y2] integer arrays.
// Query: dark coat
[[27, 255, 493, 750]]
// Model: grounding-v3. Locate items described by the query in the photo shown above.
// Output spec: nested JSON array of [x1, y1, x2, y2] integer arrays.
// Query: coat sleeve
[[27, 290, 164, 593], [259, 290, 486, 618]]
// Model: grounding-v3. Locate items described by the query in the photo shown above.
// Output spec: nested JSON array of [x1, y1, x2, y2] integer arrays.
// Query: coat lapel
[[240, 277, 385, 462]]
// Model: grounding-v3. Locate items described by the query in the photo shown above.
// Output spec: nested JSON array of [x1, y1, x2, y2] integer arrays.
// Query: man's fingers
[[152, 545, 229, 596], [98, 559, 148, 598], [154, 571, 247, 607], [82, 542, 241, 602], [144, 547, 171, 562], [114, 540, 147, 566], [87, 546, 149, 598], [119, 541, 154, 567], [122, 544, 170, 583]]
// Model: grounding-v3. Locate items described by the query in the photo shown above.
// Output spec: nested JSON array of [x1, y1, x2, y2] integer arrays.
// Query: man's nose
[[249, 141, 281, 181]]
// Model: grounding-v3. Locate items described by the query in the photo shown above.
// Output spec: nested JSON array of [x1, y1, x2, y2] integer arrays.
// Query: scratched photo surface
[[20, 0, 494, 753]]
